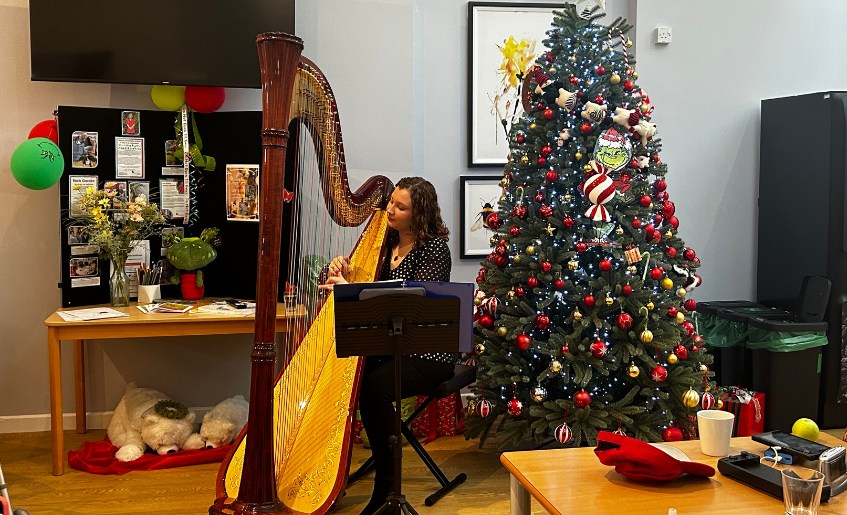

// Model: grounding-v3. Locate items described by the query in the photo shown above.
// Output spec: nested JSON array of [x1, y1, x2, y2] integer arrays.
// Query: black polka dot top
[[380, 237, 459, 364]]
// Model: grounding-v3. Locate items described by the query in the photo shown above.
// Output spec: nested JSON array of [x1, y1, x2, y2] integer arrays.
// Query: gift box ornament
[[410, 392, 466, 443], [716, 387, 765, 437]]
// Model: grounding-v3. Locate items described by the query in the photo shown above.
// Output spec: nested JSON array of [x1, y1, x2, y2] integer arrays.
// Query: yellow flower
[[498, 36, 537, 88]]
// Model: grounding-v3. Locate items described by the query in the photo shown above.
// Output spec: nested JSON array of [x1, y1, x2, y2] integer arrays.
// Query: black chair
[[348, 363, 477, 506]]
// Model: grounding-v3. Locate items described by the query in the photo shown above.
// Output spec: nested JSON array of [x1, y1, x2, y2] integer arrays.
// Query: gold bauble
[[610, 73, 621, 84], [548, 67, 556, 74], [628, 364, 640, 378], [506, 290, 516, 300], [501, 177, 510, 187], [677, 288, 687, 298], [667, 354, 679, 365], [699, 364, 709, 373], [647, 202, 654, 210], [526, 245, 536, 255], [568, 260, 579, 271], [604, 295, 614, 306], [615, 226, 624, 235], [632, 71, 639, 79], [640, 103, 650, 114], [490, 235, 499, 245], [675, 312, 686, 324], [573, 310, 583, 321], [497, 326, 508, 337], [500, 194, 507, 202], [661, 277, 674, 290], [627, 265, 638, 274], [474, 296, 483, 306], [682, 388, 700, 408], [514, 255, 522, 264], [564, 194, 572, 202], [646, 302, 655, 310], [550, 360, 563, 373], [583, 164, 593, 173], [474, 343, 485, 355], [716, 399, 724, 409], [530, 123, 537, 130], [665, 230, 673, 239], [640, 329, 653, 343], [625, 38, 633, 48], [521, 155, 530, 164], [575, 151, 583, 160]]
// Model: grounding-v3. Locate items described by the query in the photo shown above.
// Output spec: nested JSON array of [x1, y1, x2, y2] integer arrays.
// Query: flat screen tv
[[29, 0, 295, 89]]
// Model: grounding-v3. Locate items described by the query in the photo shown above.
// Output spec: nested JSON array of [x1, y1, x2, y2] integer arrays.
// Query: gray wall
[[2, 0, 847, 429]]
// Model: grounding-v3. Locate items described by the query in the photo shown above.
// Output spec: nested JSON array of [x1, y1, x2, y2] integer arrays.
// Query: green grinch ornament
[[165, 228, 219, 299]]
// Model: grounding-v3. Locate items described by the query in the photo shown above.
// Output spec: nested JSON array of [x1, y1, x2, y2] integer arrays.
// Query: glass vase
[[109, 254, 130, 307]]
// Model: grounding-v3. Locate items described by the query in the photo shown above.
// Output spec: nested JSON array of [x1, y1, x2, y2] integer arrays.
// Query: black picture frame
[[459, 175, 503, 259], [467, 1, 561, 167]]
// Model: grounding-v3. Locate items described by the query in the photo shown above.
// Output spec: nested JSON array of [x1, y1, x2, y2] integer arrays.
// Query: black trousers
[[358, 356, 455, 484]]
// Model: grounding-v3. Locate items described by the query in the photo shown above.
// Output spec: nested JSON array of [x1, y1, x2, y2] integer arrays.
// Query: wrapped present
[[716, 387, 765, 436], [410, 392, 466, 443]]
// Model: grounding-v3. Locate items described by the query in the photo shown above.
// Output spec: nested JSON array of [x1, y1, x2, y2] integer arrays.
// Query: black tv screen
[[29, 0, 295, 89]]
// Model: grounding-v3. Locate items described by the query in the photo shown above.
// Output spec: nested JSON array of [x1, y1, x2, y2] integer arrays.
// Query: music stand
[[335, 287, 462, 515]]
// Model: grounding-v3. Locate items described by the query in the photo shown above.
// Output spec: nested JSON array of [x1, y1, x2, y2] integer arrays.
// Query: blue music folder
[[334, 281, 474, 353]]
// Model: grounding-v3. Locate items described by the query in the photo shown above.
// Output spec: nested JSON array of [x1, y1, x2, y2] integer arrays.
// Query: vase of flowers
[[72, 186, 166, 306]]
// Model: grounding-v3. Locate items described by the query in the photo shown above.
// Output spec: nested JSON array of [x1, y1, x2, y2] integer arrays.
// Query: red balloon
[[29, 119, 58, 144], [185, 86, 226, 113]]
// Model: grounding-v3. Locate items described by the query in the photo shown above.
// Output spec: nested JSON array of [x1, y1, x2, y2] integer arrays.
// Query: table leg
[[510, 473, 530, 515], [74, 340, 86, 433], [47, 327, 64, 476]]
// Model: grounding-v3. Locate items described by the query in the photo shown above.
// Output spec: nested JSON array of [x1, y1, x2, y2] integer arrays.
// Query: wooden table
[[501, 433, 846, 514], [44, 300, 302, 475]]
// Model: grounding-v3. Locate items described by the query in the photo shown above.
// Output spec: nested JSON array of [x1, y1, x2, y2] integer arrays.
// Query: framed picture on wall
[[468, 2, 560, 167], [460, 175, 503, 258]]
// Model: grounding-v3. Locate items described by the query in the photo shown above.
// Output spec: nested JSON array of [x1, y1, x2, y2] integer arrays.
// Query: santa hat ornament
[[532, 66, 554, 93]]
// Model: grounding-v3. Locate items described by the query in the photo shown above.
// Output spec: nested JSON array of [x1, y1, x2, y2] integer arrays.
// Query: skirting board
[[0, 407, 214, 434]]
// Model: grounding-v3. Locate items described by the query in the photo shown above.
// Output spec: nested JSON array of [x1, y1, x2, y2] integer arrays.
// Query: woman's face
[[386, 187, 413, 235]]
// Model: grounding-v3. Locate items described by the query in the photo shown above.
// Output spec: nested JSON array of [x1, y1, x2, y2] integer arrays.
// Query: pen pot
[[138, 285, 161, 304]]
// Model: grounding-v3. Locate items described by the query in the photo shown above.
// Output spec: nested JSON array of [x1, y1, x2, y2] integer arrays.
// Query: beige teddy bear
[[183, 395, 249, 450], [107, 383, 196, 462]]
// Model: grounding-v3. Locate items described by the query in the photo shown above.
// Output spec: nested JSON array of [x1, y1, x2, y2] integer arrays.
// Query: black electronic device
[[752, 430, 831, 461], [718, 451, 831, 502], [225, 298, 249, 309], [29, 0, 295, 88]]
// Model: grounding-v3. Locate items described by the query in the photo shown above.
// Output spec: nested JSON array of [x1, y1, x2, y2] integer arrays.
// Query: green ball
[[151, 85, 186, 111], [10, 138, 64, 190]]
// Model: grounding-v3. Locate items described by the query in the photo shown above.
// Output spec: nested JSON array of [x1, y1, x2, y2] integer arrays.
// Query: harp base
[[209, 497, 288, 515]]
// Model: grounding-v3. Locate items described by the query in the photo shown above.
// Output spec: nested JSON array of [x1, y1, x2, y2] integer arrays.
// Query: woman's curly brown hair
[[387, 177, 449, 249]]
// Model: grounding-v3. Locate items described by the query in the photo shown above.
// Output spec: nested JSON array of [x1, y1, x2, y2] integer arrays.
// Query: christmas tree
[[465, 5, 714, 448]]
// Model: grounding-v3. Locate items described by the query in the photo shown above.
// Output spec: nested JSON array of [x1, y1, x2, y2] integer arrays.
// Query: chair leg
[[347, 454, 375, 485]]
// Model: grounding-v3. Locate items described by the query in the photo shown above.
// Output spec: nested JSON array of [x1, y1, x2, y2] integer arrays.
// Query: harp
[[211, 33, 393, 514]]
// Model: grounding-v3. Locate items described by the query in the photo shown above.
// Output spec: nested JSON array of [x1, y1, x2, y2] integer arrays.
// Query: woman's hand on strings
[[319, 256, 351, 291]]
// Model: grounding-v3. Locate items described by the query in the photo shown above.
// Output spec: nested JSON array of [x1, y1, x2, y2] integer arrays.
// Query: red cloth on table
[[718, 388, 765, 437], [409, 391, 465, 443], [68, 438, 231, 475]]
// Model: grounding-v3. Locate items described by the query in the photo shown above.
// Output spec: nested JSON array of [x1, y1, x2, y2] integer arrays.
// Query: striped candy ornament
[[554, 422, 573, 444], [476, 399, 492, 417], [582, 168, 615, 221], [700, 391, 716, 410]]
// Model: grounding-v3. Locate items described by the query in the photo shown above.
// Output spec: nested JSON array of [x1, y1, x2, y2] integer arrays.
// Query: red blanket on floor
[[68, 439, 231, 475]]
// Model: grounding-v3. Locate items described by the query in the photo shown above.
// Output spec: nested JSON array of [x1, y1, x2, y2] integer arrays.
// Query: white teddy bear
[[107, 383, 196, 462], [183, 395, 249, 450]]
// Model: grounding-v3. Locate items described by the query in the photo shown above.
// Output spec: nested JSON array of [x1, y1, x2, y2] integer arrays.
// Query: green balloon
[[10, 137, 64, 190], [151, 85, 186, 111]]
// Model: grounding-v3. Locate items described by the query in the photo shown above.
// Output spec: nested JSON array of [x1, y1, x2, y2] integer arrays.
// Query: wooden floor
[[0, 429, 537, 514]]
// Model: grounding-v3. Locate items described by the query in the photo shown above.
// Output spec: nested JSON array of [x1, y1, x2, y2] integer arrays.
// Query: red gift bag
[[717, 387, 765, 436], [410, 392, 465, 443]]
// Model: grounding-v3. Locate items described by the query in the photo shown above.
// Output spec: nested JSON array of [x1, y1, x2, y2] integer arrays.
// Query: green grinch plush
[[164, 227, 219, 300]]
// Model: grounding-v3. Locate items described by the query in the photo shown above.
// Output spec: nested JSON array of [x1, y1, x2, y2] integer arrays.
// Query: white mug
[[697, 409, 735, 457]]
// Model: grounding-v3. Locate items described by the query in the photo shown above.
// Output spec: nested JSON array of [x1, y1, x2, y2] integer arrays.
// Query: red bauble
[[654, 179, 667, 192], [691, 345, 700, 353], [28, 119, 59, 144], [515, 286, 526, 297], [527, 276, 539, 288], [535, 192, 545, 203], [536, 101, 545, 110], [651, 153, 661, 163], [590, 339, 607, 358], [569, 75, 579, 85], [573, 390, 592, 408], [693, 257, 701, 265], [595, 65, 606, 75], [656, 191, 669, 202], [535, 314, 551, 330], [640, 195, 652, 207], [674, 344, 689, 360], [692, 334, 704, 344], [561, 344, 570, 354], [185, 86, 226, 113], [515, 333, 532, 350], [583, 294, 595, 307], [490, 254, 507, 267], [662, 426, 684, 442], [510, 226, 520, 237], [650, 365, 668, 382], [684, 299, 697, 311], [667, 307, 679, 318], [507, 397, 523, 416], [540, 261, 552, 272], [701, 392, 716, 410], [539, 205, 553, 218], [645, 225, 656, 239], [631, 218, 642, 229], [511, 205, 527, 219], [650, 267, 664, 280], [545, 170, 559, 183], [667, 216, 680, 230], [486, 212, 501, 230], [575, 242, 588, 253], [682, 321, 695, 337], [563, 216, 575, 227], [617, 312, 633, 330], [554, 278, 566, 290], [516, 134, 526, 144], [621, 284, 633, 296], [579, 123, 592, 135], [543, 108, 555, 120], [554, 422, 573, 444], [599, 259, 613, 271], [666, 247, 678, 258], [654, 214, 664, 225], [541, 145, 552, 156], [623, 79, 635, 92], [476, 275, 485, 283], [546, 52, 553, 62], [662, 201, 676, 217], [684, 248, 697, 261], [476, 399, 492, 417], [537, 156, 547, 166], [495, 244, 507, 255], [478, 314, 494, 329]]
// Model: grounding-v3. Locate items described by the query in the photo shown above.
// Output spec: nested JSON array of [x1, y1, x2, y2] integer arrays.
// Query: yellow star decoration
[[545, 223, 555, 236]]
